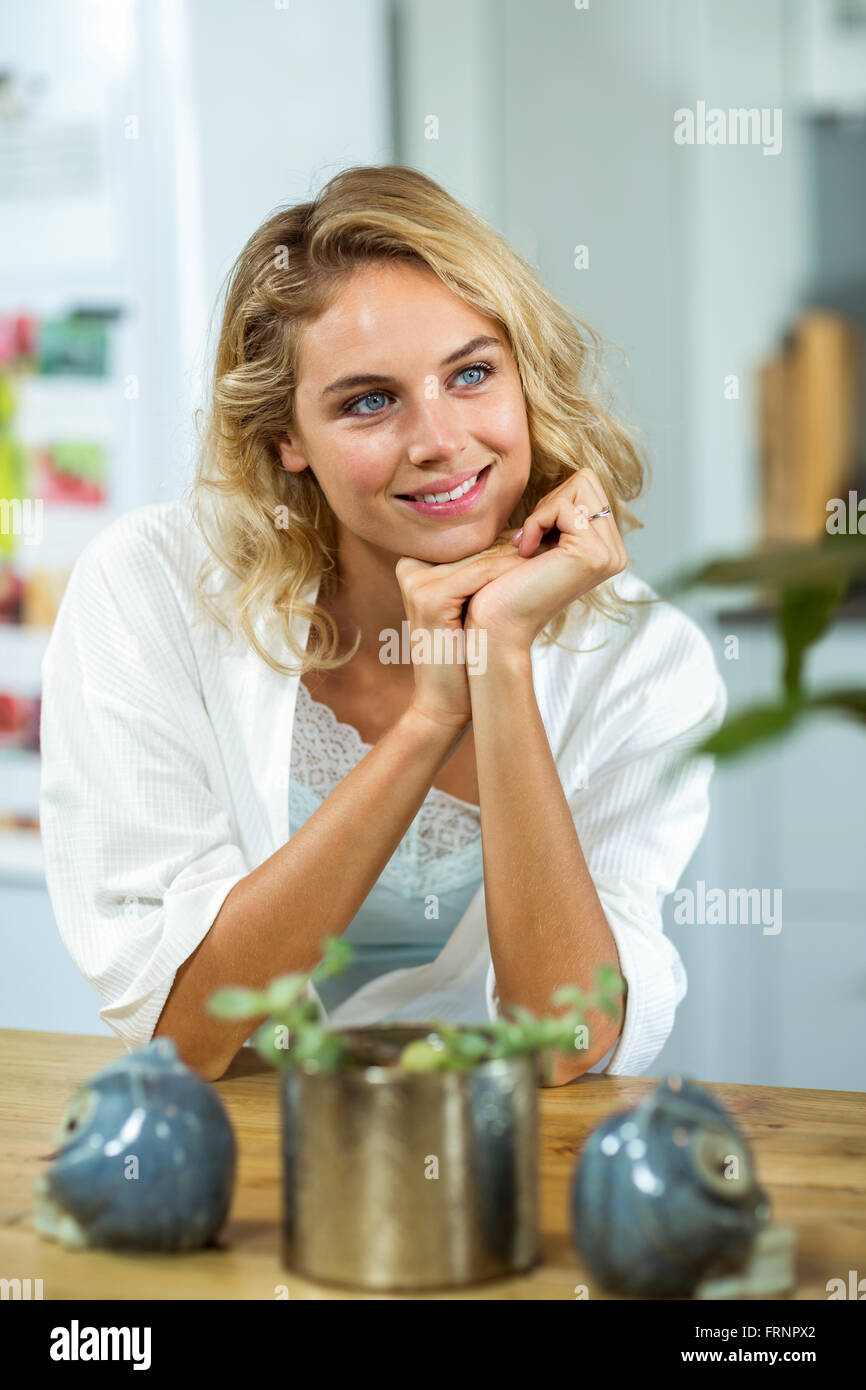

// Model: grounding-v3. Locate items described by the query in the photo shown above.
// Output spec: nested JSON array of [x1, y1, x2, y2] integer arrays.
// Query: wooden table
[[1, 1030, 863, 1300]]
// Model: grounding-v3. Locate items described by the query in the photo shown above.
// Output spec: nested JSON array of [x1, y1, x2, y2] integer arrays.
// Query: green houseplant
[[666, 529, 866, 759], [208, 940, 623, 1292]]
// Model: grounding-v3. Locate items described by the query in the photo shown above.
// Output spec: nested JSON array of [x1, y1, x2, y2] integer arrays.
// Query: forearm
[[468, 646, 625, 1082], [154, 705, 464, 1077]]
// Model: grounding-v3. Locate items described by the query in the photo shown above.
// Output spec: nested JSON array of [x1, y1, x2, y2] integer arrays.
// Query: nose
[[404, 390, 463, 467]]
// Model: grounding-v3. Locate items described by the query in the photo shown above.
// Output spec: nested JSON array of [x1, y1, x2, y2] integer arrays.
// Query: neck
[[322, 524, 413, 666]]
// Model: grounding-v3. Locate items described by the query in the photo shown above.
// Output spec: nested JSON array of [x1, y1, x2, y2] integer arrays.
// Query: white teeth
[[418, 472, 479, 504]]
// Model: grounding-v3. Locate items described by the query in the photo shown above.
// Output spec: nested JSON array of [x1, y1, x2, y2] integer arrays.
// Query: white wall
[[656, 619, 866, 1091], [174, 0, 393, 492]]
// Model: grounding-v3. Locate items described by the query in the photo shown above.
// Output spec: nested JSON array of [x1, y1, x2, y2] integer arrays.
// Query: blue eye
[[456, 363, 492, 387], [341, 361, 496, 417], [347, 391, 390, 417]]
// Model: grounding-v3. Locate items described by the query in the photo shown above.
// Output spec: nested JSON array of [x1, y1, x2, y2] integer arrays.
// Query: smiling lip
[[397, 464, 486, 500], [396, 464, 492, 517]]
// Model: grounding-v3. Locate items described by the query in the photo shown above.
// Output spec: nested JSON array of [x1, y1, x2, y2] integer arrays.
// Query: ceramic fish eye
[[690, 1127, 753, 1197], [52, 1088, 100, 1150], [636, 1086, 756, 1197]]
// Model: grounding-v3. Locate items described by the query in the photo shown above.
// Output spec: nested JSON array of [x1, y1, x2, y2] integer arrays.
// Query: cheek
[[321, 438, 394, 504], [477, 392, 531, 458]]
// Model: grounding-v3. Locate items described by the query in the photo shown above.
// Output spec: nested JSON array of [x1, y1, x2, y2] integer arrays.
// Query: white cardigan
[[38, 499, 726, 1075]]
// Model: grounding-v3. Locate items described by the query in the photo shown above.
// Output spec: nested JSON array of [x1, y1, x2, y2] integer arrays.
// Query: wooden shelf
[[716, 593, 866, 625]]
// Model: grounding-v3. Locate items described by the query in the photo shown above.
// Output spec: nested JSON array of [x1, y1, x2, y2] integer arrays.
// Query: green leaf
[[534, 1017, 573, 1048], [488, 1021, 531, 1055], [253, 1020, 294, 1069], [264, 974, 308, 1013], [597, 996, 624, 1021], [504, 1004, 539, 1026], [295, 998, 322, 1024], [298, 1033, 349, 1073], [207, 986, 271, 1020], [499, 1022, 543, 1052], [778, 582, 848, 698], [807, 688, 866, 726], [551, 985, 587, 1011], [446, 1031, 491, 1064], [591, 964, 625, 999], [311, 937, 354, 984], [425, 1020, 459, 1047], [291, 1025, 348, 1072], [543, 1020, 581, 1053], [399, 1039, 450, 1073], [698, 700, 803, 759], [499, 1006, 543, 1045]]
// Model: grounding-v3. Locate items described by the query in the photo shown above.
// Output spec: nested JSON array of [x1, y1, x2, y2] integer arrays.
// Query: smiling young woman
[[39, 165, 726, 1083]]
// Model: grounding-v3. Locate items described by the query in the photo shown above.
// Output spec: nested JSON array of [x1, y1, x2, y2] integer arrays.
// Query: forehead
[[297, 261, 497, 380]]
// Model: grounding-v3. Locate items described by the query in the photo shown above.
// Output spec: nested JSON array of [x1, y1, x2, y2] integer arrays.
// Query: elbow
[[538, 1022, 624, 1087], [152, 962, 239, 1081], [539, 1052, 590, 1087], [151, 1020, 233, 1083], [191, 1050, 232, 1083]]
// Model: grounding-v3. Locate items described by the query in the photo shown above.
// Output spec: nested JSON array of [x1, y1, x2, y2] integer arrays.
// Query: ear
[[276, 435, 309, 475]]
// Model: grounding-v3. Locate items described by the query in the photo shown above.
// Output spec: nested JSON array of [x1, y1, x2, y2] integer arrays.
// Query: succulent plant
[[208, 938, 624, 1080]]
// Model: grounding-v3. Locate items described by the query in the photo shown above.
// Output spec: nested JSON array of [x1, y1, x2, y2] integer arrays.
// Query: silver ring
[[588, 505, 611, 522]]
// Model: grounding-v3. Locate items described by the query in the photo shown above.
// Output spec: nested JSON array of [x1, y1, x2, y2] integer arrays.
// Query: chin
[[421, 529, 499, 563]]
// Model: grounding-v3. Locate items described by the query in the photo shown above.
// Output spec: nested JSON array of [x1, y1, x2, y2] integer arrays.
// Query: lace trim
[[290, 679, 483, 899]]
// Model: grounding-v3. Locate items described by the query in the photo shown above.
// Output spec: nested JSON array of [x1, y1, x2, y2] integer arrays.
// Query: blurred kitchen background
[[1, 0, 864, 1090]]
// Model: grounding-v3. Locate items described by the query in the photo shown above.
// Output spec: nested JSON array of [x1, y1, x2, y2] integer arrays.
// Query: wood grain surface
[[1, 1030, 863, 1300]]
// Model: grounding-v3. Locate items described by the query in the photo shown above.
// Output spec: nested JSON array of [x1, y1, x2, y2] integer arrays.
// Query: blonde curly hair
[[189, 163, 648, 675]]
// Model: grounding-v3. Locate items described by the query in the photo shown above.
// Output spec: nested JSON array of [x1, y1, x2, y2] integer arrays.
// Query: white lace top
[[289, 678, 484, 1012]]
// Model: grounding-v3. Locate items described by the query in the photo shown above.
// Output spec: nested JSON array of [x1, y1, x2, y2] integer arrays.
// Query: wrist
[[401, 702, 469, 751], [468, 638, 534, 682]]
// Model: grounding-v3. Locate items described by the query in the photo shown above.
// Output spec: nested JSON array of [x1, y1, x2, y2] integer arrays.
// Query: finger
[[573, 467, 610, 509], [572, 474, 628, 567], [564, 475, 629, 576], [396, 541, 506, 594], [517, 489, 597, 557], [395, 546, 526, 618], [579, 473, 616, 528], [517, 471, 616, 556], [413, 551, 525, 611]]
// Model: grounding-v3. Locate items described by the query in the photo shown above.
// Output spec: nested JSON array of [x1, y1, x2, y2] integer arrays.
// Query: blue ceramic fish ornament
[[571, 1074, 771, 1296], [33, 1038, 236, 1251]]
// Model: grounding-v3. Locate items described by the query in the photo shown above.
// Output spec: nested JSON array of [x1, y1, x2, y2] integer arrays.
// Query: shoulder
[[59, 497, 221, 636], [70, 498, 209, 593], [543, 568, 727, 740], [47, 499, 220, 681], [612, 570, 720, 681], [552, 568, 720, 670]]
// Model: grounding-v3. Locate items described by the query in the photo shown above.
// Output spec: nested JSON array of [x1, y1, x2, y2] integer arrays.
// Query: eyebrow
[[320, 335, 503, 400]]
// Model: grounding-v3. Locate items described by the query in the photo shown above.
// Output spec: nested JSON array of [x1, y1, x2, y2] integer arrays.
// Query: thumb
[[395, 555, 434, 581]]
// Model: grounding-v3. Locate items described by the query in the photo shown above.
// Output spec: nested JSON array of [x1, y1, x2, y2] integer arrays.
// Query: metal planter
[[279, 1025, 540, 1292]]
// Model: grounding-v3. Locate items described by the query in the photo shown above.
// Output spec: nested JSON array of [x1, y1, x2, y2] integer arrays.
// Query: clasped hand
[[395, 468, 628, 731]]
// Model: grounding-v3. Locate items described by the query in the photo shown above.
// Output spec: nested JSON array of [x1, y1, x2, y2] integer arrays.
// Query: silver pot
[[279, 1025, 540, 1292]]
